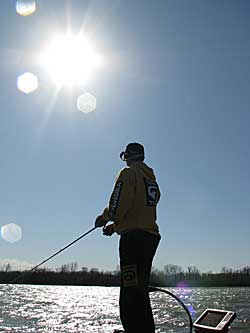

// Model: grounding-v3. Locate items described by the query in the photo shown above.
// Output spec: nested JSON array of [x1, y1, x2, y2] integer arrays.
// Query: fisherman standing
[[95, 142, 161, 333]]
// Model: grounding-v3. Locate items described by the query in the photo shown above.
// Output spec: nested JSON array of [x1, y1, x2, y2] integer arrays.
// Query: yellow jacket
[[102, 161, 160, 236]]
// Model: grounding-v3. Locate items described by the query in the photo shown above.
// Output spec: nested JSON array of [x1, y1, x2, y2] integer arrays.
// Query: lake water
[[0, 285, 249, 332]]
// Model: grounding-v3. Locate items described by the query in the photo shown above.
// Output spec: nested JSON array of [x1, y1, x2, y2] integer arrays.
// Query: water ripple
[[0, 285, 249, 332]]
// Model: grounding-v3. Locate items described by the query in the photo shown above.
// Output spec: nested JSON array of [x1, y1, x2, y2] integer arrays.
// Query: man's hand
[[103, 223, 115, 236], [95, 215, 107, 228]]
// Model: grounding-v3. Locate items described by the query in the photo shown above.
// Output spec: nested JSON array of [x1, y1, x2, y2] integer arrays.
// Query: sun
[[39, 34, 102, 87]]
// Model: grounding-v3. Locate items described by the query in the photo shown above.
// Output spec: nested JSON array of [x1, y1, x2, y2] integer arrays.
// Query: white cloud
[[0, 258, 33, 271]]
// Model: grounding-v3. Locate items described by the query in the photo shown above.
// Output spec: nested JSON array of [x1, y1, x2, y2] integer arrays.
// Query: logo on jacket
[[144, 178, 159, 206], [109, 181, 123, 218]]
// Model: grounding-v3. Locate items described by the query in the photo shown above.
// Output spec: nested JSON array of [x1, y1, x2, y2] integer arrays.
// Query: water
[[0, 285, 249, 332]]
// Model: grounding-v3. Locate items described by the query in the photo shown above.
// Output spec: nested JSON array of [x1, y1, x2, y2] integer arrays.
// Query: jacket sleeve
[[102, 168, 135, 222]]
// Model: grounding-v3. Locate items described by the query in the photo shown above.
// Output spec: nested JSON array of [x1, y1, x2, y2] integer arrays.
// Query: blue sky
[[0, 0, 250, 273]]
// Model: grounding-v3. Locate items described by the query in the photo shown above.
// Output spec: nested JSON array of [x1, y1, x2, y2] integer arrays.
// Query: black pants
[[119, 230, 160, 333]]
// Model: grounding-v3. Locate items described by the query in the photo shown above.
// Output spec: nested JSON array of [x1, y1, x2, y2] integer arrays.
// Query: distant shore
[[1, 263, 250, 287]]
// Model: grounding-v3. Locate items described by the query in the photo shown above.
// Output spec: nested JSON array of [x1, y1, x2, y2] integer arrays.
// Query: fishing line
[[8, 226, 97, 285]]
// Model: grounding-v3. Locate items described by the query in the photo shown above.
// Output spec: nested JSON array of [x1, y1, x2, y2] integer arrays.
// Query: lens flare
[[17, 72, 38, 94], [176, 281, 196, 316], [77, 93, 96, 113], [1, 223, 22, 243], [177, 281, 190, 289], [188, 304, 196, 316], [16, 0, 36, 16]]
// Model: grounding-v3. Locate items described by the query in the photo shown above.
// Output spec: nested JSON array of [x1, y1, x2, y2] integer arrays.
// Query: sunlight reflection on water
[[0, 285, 249, 332]]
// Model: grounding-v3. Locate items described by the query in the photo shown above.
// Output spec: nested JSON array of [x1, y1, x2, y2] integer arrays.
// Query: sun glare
[[39, 34, 102, 87]]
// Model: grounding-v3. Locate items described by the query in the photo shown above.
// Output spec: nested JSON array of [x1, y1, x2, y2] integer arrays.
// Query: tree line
[[0, 263, 250, 287]]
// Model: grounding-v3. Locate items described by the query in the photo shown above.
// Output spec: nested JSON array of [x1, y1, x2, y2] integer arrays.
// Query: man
[[95, 142, 161, 333]]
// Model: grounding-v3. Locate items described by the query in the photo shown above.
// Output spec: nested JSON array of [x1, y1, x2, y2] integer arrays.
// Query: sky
[[0, 0, 250, 274]]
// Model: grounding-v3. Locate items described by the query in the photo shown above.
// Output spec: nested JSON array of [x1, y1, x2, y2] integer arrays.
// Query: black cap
[[120, 142, 145, 161]]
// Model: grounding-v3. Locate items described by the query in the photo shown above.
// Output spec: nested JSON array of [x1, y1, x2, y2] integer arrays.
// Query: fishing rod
[[8, 226, 97, 284]]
